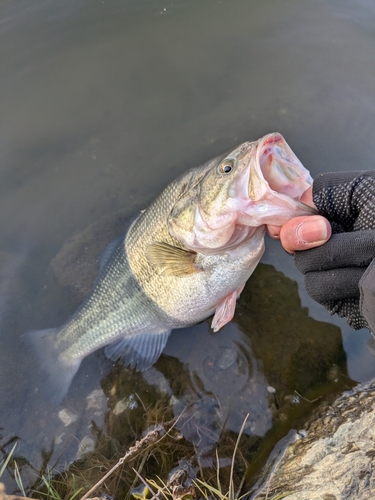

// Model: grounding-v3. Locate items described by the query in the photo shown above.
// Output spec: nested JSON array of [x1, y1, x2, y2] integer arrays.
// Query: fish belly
[[128, 226, 266, 327]]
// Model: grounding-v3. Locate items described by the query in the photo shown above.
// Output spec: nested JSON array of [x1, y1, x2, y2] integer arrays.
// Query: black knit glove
[[294, 171, 375, 334]]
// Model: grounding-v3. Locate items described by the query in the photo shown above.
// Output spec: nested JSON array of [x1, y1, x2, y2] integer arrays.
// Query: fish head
[[169, 133, 316, 253]]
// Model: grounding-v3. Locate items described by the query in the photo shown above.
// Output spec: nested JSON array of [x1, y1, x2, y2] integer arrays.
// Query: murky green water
[[1, 0, 375, 494]]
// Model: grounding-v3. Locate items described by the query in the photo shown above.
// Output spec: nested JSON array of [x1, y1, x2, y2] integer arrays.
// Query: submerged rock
[[58, 408, 78, 427], [50, 193, 152, 304], [50, 210, 136, 303], [75, 436, 96, 460], [248, 378, 375, 500]]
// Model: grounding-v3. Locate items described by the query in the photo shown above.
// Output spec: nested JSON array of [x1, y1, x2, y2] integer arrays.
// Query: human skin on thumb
[[267, 186, 332, 253]]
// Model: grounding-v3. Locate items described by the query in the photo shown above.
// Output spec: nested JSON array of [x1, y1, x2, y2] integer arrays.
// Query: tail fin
[[24, 328, 81, 405]]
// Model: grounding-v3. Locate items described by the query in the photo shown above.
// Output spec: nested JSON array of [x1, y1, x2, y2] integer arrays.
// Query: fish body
[[27, 133, 314, 403]]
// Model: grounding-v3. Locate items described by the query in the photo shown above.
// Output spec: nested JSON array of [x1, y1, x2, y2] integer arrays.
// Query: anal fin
[[104, 330, 171, 371]]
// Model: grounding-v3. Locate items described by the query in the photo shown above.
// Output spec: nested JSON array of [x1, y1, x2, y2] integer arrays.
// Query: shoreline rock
[[248, 378, 375, 500]]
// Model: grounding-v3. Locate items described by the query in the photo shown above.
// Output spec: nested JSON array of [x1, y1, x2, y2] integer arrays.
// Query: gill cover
[[168, 143, 255, 251]]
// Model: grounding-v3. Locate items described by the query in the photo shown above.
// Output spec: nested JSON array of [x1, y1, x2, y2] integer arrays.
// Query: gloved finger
[[359, 259, 375, 335], [322, 297, 369, 331], [294, 230, 375, 274], [304, 267, 365, 302], [313, 171, 375, 232]]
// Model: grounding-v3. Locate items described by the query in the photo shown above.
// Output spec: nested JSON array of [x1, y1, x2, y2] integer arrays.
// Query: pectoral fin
[[104, 330, 171, 371], [146, 241, 202, 277]]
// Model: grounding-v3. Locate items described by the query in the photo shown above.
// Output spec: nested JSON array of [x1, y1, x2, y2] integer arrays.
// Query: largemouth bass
[[27, 132, 315, 404]]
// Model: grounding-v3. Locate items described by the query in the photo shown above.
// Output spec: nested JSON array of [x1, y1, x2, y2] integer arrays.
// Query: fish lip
[[254, 132, 289, 181], [258, 131, 284, 148], [242, 132, 318, 224]]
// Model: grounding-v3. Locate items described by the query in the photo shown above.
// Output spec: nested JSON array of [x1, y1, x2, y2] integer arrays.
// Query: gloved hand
[[293, 171, 375, 334]]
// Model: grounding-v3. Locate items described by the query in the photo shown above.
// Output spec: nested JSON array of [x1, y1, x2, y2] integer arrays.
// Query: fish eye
[[219, 160, 234, 174]]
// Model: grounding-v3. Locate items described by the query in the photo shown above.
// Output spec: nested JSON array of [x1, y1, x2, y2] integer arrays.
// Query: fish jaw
[[233, 133, 316, 227], [244, 132, 316, 226], [250, 132, 312, 199]]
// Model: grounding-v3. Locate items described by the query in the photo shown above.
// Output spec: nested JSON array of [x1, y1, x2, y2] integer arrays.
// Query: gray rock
[[248, 378, 375, 500]]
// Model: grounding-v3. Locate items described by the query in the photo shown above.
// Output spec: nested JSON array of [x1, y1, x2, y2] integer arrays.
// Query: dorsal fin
[[146, 241, 202, 277], [99, 236, 123, 273], [96, 214, 141, 281]]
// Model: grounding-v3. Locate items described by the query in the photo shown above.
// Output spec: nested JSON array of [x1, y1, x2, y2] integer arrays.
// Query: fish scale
[[25, 133, 314, 404]]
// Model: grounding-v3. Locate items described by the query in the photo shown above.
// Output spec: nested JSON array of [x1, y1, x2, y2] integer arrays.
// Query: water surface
[[1, 0, 375, 492]]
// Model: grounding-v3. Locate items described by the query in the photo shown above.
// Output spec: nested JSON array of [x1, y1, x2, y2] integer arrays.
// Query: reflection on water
[[2, 0, 375, 494], [150, 322, 272, 464]]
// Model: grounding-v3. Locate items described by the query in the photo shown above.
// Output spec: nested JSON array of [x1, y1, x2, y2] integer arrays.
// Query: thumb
[[279, 215, 331, 253]]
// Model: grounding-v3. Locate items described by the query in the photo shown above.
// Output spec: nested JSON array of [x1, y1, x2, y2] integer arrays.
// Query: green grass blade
[[40, 474, 61, 500], [14, 460, 26, 497], [215, 448, 222, 494], [68, 487, 84, 500], [195, 478, 228, 498], [0, 442, 18, 478]]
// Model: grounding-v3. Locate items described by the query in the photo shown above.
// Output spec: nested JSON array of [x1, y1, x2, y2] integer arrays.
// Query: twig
[[134, 393, 148, 412], [127, 452, 148, 500], [294, 390, 321, 403], [80, 414, 183, 500], [80, 427, 163, 500], [132, 469, 157, 498], [264, 479, 271, 500]]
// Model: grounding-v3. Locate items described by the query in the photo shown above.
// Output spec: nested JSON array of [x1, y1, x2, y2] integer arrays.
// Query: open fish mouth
[[168, 132, 316, 252], [249, 132, 317, 215]]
